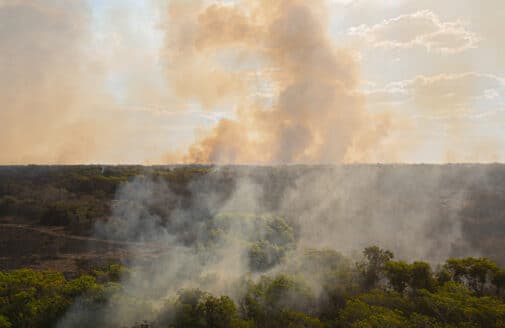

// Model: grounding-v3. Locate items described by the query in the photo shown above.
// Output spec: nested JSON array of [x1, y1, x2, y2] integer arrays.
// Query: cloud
[[349, 10, 480, 54], [366, 72, 505, 115], [361, 72, 505, 162]]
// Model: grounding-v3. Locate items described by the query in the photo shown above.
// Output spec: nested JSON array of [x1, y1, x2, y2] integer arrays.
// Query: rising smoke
[[57, 164, 488, 327], [162, 0, 391, 164], [1, 0, 502, 164], [0, 0, 116, 163]]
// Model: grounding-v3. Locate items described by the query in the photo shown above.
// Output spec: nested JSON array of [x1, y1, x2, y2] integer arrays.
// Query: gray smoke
[[57, 164, 491, 327]]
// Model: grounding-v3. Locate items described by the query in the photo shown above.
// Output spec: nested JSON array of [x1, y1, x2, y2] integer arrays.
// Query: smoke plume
[[56, 164, 490, 327], [0, 0, 170, 164], [0, 1, 108, 163], [2, 0, 502, 164], [162, 0, 390, 164]]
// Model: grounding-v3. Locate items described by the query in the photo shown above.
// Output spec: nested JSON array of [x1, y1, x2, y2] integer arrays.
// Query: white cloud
[[349, 10, 480, 54], [365, 72, 505, 117]]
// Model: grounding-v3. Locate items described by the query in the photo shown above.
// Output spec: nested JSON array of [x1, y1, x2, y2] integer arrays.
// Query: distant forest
[[1, 165, 505, 262]]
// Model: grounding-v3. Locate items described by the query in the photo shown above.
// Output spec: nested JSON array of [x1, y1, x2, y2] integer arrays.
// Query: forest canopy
[[1, 248, 505, 327]]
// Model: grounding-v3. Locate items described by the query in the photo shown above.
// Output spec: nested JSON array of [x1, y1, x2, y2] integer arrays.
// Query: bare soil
[[0, 218, 167, 275]]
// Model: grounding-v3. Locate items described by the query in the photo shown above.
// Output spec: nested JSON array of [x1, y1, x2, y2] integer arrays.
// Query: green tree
[[241, 275, 317, 328], [0, 270, 69, 328], [278, 310, 323, 328], [358, 246, 394, 290], [416, 281, 505, 326], [201, 295, 241, 328], [493, 269, 505, 298], [248, 240, 285, 272], [172, 289, 247, 328], [444, 258, 499, 295], [385, 261, 411, 293], [339, 299, 408, 328], [173, 289, 207, 328], [0, 315, 11, 328], [410, 262, 435, 292]]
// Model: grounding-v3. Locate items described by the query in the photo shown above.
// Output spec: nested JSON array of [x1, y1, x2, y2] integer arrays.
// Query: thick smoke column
[[163, 0, 390, 164], [0, 0, 119, 163], [0, 0, 169, 164]]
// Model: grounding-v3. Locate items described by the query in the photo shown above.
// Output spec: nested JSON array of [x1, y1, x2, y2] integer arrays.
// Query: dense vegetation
[[0, 166, 141, 234], [0, 265, 123, 328], [2, 165, 505, 326], [1, 248, 505, 327], [1, 165, 505, 263]]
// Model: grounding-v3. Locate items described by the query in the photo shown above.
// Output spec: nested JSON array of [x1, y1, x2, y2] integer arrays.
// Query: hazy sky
[[1, 0, 504, 164]]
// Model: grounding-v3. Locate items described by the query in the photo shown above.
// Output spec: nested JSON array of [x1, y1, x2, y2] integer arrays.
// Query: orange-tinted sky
[[1, 0, 504, 164]]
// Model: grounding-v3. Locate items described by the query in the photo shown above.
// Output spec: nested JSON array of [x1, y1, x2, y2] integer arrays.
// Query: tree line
[[2, 247, 505, 327]]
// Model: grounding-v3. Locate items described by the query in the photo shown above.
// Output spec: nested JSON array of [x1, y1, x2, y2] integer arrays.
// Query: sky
[[1, 0, 504, 164]]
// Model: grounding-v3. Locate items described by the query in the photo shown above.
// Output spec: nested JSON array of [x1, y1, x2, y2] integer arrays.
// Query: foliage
[[168, 289, 250, 328], [240, 274, 318, 328], [2, 250, 505, 327], [206, 213, 296, 271], [385, 261, 412, 293], [340, 299, 409, 327], [444, 258, 499, 295], [0, 269, 107, 328], [358, 246, 394, 290], [384, 260, 436, 293]]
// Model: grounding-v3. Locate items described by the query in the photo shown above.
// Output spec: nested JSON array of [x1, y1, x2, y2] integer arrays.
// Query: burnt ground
[[0, 218, 165, 275]]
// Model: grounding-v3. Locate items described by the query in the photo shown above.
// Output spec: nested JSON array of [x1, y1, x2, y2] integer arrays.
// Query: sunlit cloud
[[349, 10, 480, 54]]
